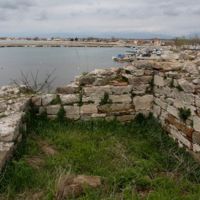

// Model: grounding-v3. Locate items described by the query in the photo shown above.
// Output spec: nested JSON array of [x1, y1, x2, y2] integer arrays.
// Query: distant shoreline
[[0, 39, 167, 48], [0, 40, 130, 48]]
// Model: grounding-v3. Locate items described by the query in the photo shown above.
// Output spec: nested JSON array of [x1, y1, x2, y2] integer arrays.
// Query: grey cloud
[[0, 0, 35, 10], [35, 11, 48, 21]]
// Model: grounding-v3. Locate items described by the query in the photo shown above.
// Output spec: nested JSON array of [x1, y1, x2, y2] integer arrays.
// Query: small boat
[[112, 54, 126, 61]]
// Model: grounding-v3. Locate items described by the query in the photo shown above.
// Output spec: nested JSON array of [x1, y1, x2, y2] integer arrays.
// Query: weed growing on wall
[[178, 107, 191, 122], [99, 92, 112, 105]]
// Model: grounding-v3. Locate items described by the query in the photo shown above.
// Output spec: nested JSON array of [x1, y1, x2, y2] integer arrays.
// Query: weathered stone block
[[128, 76, 152, 86], [169, 126, 191, 148], [0, 142, 14, 171], [0, 101, 7, 113], [165, 114, 193, 140], [110, 85, 132, 95], [116, 115, 135, 122], [195, 96, 200, 108], [154, 75, 164, 87], [193, 116, 200, 132], [91, 113, 107, 118], [60, 94, 80, 105], [31, 96, 42, 106], [110, 95, 132, 104], [153, 104, 161, 118], [193, 131, 200, 145], [154, 97, 167, 110], [84, 86, 111, 97], [80, 104, 98, 115], [46, 105, 61, 115], [64, 105, 80, 120], [0, 113, 22, 142], [56, 83, 79, 94], [167, 105, 178, 118], [98, 103, 133, 113], [42, 94, 56, 106], [133, 95, 153, 111], [178, 79, 195, 93]]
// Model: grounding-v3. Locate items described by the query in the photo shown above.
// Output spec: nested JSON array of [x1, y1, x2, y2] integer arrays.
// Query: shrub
[[99, 92, 112, 105], [176, 85, 184, 92], [56, 106, 66, 122], [178, 107, 191, 122], [169, 78, 174, 88], [50, 95, 61, 105]]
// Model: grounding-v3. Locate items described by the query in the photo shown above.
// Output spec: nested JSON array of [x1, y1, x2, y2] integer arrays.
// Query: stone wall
[[152, 60, 200, 154], [0, 86, 29, 171], [31, 58, 200, 156], [31, 65, 154, 123]]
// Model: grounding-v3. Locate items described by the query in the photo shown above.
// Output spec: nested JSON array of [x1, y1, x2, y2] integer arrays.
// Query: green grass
[[1, 114, 200, 199]]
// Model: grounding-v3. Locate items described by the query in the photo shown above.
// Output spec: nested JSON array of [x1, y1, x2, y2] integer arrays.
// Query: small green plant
[[169, 78, 174, 88], [56, 106, 66, 122], [178, 107, 191, 122], [176, 85, 184, 91], [50, 95, 61, 105], [100, 92, 112, 105], [78, 91, 83, 107], [82, 72, 88, 76], [146, 77, 154, 94]]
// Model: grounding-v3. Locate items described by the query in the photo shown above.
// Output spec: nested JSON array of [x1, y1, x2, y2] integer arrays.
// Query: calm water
[[0, 47, 126, 87]]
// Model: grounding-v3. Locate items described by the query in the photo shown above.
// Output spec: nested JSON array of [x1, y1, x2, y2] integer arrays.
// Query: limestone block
[[91, 113, 107, 119], [153, 104, 161, 118], [83, 86, 111, 97], [116, 115, 135, 122], [193, 144, 200, 152], [174, 92, 194, 106], [56, 83, 79, 94], [133, 95, 153, 111], [154, 75, 164, 87], [195, 96, 200, 108], [193, 131, 200, 145], [80, 104, 98, 115], [31, 96, 42, 106], [0, 101, 7, 113], [60, 94, 80, 105], [165, 114, 193, 139], [46, 105, 61, 115], [0, 113, 22, 142], [0, 142, 14, 171], [169, 126, 191, 148], [194, 116, 200, 132], [64, 105, 80, 120], [82, 96, 101, 104], [178, 79, 195, 93], [167, 105, 178, 118], [42, 94, 56, 106], [98, 103, 133, 113], [128, 76, 152, 86], [154, 97, 167, 110], [110, 85, 132, 95], [110, 95, 132, 104]]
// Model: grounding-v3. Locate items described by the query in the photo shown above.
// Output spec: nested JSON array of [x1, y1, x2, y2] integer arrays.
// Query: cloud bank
[[0, 0, 199, 37]]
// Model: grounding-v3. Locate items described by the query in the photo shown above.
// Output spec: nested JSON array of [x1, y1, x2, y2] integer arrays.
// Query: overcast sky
[[0, 0, 199, 37]]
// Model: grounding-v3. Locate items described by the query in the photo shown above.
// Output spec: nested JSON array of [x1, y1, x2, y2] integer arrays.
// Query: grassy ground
[[1, 114, 200, 199]]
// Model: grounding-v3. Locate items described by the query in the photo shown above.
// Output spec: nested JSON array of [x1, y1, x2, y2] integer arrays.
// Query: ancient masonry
[[1, 58, 200, 170]]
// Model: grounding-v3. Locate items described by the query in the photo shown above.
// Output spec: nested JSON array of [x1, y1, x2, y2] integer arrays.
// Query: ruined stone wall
[[31, 65, 154, 123], [1, 58, 200, 171], [0, 86, 29, 171], [152, 60, 200, 154], [31, 59, 200, 155]]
